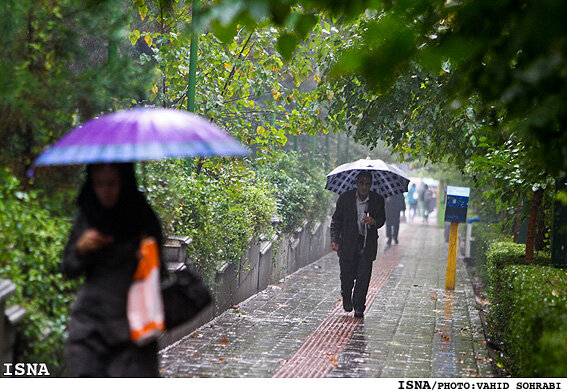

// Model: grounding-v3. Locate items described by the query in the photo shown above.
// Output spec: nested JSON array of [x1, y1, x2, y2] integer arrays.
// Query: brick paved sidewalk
[[159, 222, 493, 378]]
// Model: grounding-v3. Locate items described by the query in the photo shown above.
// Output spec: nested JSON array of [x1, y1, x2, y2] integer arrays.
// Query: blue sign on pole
[[444, 186, 470, 223]]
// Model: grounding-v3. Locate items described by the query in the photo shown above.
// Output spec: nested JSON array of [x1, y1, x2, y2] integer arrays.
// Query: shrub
[[470, 223, 512, 285], [485, 241, 551, 301], [0, 168, 79, 376], [481, 240, 562, 376], [254, 152, 332, 233], [142, 160, 276, 285], [494, 265, 567, 377]]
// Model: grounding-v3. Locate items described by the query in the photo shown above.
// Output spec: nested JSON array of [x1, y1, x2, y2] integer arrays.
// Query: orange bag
[[127, 237, 165, 345]]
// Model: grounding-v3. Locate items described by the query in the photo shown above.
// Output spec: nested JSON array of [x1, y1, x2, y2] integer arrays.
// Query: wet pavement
[[159, 221, 493, 378]]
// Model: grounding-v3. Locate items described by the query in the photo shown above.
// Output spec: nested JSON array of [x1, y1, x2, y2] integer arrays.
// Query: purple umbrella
[[32, 107, 248, 167]]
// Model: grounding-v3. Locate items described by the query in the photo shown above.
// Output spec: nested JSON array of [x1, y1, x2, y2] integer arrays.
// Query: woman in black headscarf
[[62, 163, 164, 377]]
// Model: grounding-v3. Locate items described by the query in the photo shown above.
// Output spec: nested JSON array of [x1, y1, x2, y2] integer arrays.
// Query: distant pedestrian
[[422, 184, 434, 222], [385, 193, 406, 246], [62, 163, 165, 377], [330, 171, 386, 318], [407, 183, 418, 221]]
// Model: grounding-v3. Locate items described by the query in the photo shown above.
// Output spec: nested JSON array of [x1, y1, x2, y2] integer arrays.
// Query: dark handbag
[[161, 266, 212, 329]]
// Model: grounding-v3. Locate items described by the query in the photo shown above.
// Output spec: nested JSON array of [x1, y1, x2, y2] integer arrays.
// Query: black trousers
[[339, 236, 373, 313], [64, 332, 159, 377], [386, 218, 400, 242]]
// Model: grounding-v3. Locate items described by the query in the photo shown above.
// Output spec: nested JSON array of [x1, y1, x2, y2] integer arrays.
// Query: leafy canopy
[[198, 0, 567, 177]]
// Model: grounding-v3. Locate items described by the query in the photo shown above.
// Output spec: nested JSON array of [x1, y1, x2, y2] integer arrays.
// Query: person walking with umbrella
[[330, 171, 386, 318], [326, 158, 408, 319], [31, 107, 248, 377], [62, 162, 165, 377]]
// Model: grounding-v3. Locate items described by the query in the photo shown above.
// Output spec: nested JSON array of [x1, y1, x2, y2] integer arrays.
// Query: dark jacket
[[330, 190, 386, 261], [63, 208, 163, 346], [62, 163, 164, 347], [385, 193, 406, 221]]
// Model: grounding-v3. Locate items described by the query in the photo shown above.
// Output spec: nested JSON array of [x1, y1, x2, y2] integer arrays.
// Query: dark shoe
[[394, 239, 398, 245], [354, 310, 364, 319], [342, 299, 353, 312], [386, 239, 391, 246]]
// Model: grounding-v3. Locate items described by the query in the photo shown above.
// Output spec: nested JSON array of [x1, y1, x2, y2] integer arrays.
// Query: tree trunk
[[525, 187, 544, 264], [535, 194, 548, 251], [500, 210, 508, 234]]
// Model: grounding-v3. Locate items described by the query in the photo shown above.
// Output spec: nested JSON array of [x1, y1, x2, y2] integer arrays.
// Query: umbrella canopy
[[325, 158, 410, 198], [33, 107, 248, 166]]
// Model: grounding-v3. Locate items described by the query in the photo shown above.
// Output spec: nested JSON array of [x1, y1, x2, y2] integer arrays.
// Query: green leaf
[[276, 32, 298, 62], [294, 13, 318, 40], [211, 19, 238, 43]]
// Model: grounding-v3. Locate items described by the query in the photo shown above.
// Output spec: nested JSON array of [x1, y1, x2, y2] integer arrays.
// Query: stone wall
[[159, 216, 332, 348]]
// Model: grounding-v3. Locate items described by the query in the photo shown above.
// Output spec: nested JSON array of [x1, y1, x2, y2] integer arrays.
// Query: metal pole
[[325, 132, 330, 170], [337, 132, 341, 164], [185, 0, 200, 174], [187, 0, 199, 112], [445, 221, 459, 290], [465, 222, 472, 259], [345, 135, 350, 161]]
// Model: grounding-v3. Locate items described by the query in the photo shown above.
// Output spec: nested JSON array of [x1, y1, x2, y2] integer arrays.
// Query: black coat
[[330, 190, 386, 261], [61, 163, 165, 377], [63, 209, 163, 346], [63, 181, 166, 347]]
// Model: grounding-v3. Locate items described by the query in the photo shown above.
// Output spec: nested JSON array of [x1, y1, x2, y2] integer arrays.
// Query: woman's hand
[[76, 229, 114, 257]]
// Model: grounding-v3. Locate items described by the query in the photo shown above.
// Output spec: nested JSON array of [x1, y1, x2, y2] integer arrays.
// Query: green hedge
[[485, 241, 551, 299], [254, 152, 332, 233], [142, 160, 276, 285], [493, 264, 567, 377], [0, 168, 79, 376], [482, 240, 567, 377], [470, 223, 512, 285]]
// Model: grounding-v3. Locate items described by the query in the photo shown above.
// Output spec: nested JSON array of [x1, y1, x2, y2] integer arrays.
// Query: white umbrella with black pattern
[[325, 157, 410, 197]]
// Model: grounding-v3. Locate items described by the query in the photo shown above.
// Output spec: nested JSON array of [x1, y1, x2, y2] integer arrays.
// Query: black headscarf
[[77, 163, 162, 245]]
